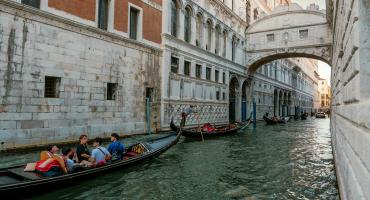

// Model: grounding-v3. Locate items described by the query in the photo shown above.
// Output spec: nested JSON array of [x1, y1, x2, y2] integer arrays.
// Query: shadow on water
[[0, 118, 339, 200]]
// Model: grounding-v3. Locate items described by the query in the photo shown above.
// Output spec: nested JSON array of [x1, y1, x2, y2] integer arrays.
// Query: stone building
[[318, 78, 331, 111], [0, 0, 163, 149], [246, 1, 320, 119], [161, 0, 248, 125]]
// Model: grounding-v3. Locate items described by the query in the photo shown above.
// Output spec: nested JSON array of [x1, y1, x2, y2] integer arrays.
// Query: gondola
[[263, 116, 278, 125], [170, 120, 248, 138], [278, 117, 290, 124], [263, 116, 290, 125], [0, 129, 181, 198], [301, 113, 308, 120]]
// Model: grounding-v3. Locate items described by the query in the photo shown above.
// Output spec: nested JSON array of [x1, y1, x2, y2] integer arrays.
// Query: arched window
[[232, 35, 237, 61], [206, 20, 212, 51], [215, 25, 221, 55], [222, 30, 227, 57], [184, 7, 192, 43], [196, 14, 203, 47], [171, 0, 179, 37]]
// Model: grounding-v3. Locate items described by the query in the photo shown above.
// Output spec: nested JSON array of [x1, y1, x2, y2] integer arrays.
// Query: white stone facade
[[329, 0, 370, 198], [0, 1, 162, 149], [161, 0, 248, 126]]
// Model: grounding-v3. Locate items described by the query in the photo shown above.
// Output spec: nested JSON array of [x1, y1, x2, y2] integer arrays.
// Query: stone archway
[[229, 77, 240, 122]]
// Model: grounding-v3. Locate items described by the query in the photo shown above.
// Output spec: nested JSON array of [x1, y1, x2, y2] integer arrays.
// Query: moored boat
[[170, 121, 248, 138], [0, 130, 181, 198]]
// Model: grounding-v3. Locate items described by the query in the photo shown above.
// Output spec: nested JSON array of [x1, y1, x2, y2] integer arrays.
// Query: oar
[[197, 115, 204, 143]]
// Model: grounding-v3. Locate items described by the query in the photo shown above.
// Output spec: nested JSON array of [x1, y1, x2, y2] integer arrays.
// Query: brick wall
[[48, 0, 96, 21]]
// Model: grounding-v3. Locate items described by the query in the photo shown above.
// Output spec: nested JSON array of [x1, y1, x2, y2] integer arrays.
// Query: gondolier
[[180, 105, 196, 127]]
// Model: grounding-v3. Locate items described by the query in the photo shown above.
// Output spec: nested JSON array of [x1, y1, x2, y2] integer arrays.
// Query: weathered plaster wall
[[330, 0, 370, 199], [0, 2, 162, 150]]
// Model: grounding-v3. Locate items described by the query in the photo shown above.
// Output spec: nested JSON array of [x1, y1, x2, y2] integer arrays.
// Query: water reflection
[[0, 118, 338, 199]]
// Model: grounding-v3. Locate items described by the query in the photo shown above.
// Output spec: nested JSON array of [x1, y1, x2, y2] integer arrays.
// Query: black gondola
[[0, 130, 181, 198], [170, 120, 248, 138], [301, 113, 308, 120]]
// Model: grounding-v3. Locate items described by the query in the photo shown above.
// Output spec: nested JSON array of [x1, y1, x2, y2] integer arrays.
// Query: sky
[[318, 61, 331, 85], [292, 0, 326, 9]]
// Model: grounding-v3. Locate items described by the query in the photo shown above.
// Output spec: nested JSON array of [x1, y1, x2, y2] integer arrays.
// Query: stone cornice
[[209, 0, 248, 27]]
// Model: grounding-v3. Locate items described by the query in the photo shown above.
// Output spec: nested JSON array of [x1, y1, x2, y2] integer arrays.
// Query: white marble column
[[211, 26, 216, 53], [178, 56, 184, 75], [190, 14, 196, 45], [178, 9, 185, 40]]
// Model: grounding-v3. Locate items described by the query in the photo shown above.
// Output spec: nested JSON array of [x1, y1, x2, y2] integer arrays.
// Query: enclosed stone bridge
[[245, 9, 332, 77]]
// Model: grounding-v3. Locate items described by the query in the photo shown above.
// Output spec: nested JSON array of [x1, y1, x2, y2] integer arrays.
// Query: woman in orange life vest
[[35, 144, 68, 177]]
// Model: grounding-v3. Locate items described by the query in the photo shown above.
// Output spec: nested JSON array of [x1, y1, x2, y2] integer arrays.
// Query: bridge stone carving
[[245, 8, 333, 75]]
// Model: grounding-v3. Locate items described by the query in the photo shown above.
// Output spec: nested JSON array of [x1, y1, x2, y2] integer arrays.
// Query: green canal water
[[0, 118, 339, 199]]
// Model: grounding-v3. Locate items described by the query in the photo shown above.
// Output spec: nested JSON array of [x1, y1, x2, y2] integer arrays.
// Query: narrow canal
[[0, 118, 339, 199]]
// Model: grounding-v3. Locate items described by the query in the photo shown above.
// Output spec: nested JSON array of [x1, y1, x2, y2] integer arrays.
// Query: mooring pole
[[146, 97, 151, 134], [253, 101, 257, 129]]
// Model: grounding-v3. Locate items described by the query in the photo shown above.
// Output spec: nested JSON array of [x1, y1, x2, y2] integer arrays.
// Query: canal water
[[0, 118, 339, 199]]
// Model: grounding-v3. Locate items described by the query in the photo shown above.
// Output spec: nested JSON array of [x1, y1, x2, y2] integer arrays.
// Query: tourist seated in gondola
[[35, 145, 68, 177], [271, 115, 279, 123], [76, 134, 91, 163], [61, 147, 77, 172], [202, 123, 215, 132], [39, 144, 60, 161], [107, 133, 125, 161], [90, 137, 111, 167]]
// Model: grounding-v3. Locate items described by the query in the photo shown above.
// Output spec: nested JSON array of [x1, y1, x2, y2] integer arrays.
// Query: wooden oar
[[197, 115, 204, 143]]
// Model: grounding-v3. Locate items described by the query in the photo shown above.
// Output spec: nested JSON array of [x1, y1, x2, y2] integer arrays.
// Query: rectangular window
[[21, 0, 40, 8], [98, 0, 109, 30], [196, 64, 202, 78], [222, 92, 226, 100], [129, 7, 139, 40], [184, 61, 191, 76], [44, 76, 61, 98], [223, 72, 226, 84], [215, 70, 219, 82], [299, 29, 308, 39], [216, 91, 220, 100], [107, 83, 118, 100], [171, 57, 179, 73], [267, 34, 274, 42], [206, 67, 211, 80]]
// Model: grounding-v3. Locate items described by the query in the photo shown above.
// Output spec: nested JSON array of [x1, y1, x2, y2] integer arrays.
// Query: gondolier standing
[[180, 105, 196, 127]]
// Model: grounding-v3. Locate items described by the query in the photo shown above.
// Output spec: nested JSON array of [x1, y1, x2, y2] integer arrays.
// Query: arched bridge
[[245, 8, 333, 76]]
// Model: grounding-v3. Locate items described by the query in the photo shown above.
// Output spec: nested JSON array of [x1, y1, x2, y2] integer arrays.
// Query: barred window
[[299, 29, 308, 39], [107, 83, 118, 100], [267, 34, 274, 42], [44, 76, 60, 98]]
